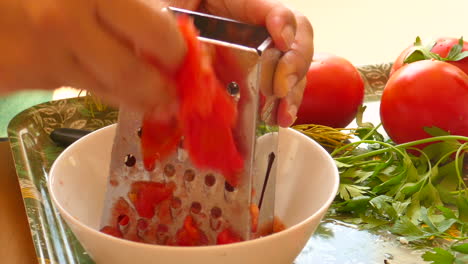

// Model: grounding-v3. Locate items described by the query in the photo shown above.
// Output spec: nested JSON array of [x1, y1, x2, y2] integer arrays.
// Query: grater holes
[[117, 214, 130, 234], [124, 154, 136, 167], [117, 214, 129, 226], [171, 197, 182, 209], [227, 81, 240, 95], [210, 207, 222, 219], [224, 181, 235, 192], [164, 163, 176, 177], [184, 169, 195, 182], [204, 174, 216, 187], [191, 202, 202, 214]]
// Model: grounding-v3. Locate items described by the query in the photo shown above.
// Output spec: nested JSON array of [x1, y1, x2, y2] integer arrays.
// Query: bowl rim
[[48, 124, 340, 252]]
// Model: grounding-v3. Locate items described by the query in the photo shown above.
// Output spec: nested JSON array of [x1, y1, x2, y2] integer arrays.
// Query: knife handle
[[50, 128, 91, 147]]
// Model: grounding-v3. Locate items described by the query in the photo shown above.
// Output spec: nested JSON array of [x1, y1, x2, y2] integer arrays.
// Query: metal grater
[[100, 7, 282, 246]]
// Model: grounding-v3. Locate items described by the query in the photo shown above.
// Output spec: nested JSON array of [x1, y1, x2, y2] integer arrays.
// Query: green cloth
[[0, 90, 53, 137]]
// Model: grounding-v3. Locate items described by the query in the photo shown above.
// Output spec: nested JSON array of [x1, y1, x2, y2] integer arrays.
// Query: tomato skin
[[390, 45, 414, 75], [430, 37, 468, 75], [391, 37, 468, 76], [380, 60, 468, 145], [294, 53, 364, 128]]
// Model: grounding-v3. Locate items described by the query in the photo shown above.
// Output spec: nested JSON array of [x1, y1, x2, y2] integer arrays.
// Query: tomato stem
[[454, 142, 468, 190]]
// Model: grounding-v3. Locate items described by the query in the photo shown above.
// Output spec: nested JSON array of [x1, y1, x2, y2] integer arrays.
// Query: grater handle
[[50, 128, 91, 147]]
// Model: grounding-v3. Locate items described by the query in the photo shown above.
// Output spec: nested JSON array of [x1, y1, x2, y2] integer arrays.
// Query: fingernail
[[288, 105, 298, 122], [287, 74, 298, 93], [281, 25, 295, 50]]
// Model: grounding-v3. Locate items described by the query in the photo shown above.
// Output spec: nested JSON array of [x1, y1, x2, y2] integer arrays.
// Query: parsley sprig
[[295, 108, 468, 263]]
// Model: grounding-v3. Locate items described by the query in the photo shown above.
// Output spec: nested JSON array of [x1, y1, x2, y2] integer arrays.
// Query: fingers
[[274, 14, 313, 127], [61, 13, 176, 111], [203, 0, 297, 52], [95, 0, 186, 73], [22, 0, 182, 111], [277, 76, 306, 127], [161, 0, 202, 10], [273, 14, 313, 98], [263, 5, 297, 52], [199, 0, 313, 127], [259, 48, 282, 96]]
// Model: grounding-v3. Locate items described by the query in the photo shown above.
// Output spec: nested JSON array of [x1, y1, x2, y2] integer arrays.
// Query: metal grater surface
[[99, 7, 281, 246]]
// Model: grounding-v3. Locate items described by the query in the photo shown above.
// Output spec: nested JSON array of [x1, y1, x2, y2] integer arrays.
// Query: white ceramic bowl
[[49, 124, 339, 264]]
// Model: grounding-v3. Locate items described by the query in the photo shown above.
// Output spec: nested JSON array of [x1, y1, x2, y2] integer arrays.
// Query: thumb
[[161, 0, 202, 10]]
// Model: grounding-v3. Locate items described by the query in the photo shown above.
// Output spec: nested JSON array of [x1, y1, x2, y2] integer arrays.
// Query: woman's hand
[[0, 0, 313, 126], [165, 0, 314, 127], [0, 0, 186, 111]]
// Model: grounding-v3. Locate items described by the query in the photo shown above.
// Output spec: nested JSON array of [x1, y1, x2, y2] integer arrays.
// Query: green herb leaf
[[424, 126, 451, 137], [420, 182, 443, 207], [455, 256, 468, 264], [338, 184, 369, 201], [406, 193, 422, 223], [400, 180, 426, 197], [436, 160, 463, 204], [422, 248, 456, 264], [373, 168, 406, 194], [420, 207, 438, 232], [370, 195, 398, 219], [456, 195, 468, 222], [451, 243, 468, 254], [436, 205, 458, 219], [353, 169, 375, 183], [335, 160, 354, 169], [390, 216, 425, 239], [435, 218, 458, 234], [335, 196, 371, 213], [392, 200, 411, 217], [360, 214, 391, 229]]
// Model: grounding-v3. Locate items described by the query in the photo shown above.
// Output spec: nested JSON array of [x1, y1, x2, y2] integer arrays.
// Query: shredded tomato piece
[[141, 15, 244, 186]]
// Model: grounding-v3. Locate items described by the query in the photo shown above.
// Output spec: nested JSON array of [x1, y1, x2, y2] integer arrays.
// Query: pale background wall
[[53, 0, 468, 99], [281, 0, 468, 65]]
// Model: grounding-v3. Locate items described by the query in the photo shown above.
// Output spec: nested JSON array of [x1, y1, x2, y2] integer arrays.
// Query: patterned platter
[[7, 62, 427, 264]]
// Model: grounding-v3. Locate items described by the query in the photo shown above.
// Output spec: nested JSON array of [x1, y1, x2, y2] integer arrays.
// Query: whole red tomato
[[391, 37, 468, 75], [294, 53, 364, 128], [380, 60, 468, 145], [431, 37, 468, 75]]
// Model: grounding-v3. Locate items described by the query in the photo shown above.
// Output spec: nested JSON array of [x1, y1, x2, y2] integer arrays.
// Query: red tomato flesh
[[216, 228, 243, 245], [175, 215, 208, 246], [141, 15, 244, 187], [130, 181, 174, 219]]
